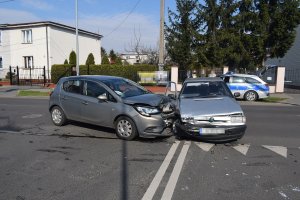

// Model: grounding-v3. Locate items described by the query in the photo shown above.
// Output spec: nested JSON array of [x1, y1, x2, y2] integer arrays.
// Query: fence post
[[43, 66, 46, 86], [9, 66, 13, 85], [30, 67, 32, 86], [17, 66, 20, 85]]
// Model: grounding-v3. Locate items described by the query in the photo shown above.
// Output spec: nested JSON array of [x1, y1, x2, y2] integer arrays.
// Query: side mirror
[[234, 92, 240, 98], [168, 94, 176, 100], [97, 94, 108, 101]]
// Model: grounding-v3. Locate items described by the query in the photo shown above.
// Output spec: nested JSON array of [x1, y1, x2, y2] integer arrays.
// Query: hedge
[[51, 64, 158, 84]]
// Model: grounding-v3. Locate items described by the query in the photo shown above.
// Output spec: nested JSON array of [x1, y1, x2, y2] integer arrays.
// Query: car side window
[[85, 81, 116, 102], [63, 80, 83, 95], [232, 77, 245, 83], [245, 77, 261, 84]]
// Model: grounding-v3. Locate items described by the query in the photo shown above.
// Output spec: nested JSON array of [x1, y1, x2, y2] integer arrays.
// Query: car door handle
[[81, 101, 88, 105], [61, 96, 68, 100]]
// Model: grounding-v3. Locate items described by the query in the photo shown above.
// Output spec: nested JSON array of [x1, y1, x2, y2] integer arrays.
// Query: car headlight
[[135, 106, 160, 117], [230, 115, 246, 123]]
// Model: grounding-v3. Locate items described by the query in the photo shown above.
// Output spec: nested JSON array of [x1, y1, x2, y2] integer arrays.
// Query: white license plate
[[199, 128, 225, 135]]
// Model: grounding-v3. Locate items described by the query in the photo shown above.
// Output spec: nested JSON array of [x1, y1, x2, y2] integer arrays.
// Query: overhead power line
[[105, 0, 142, 38]]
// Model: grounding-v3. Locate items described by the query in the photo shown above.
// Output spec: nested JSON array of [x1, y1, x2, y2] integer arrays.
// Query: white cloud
[[21, 0, 53, 10], [0, 8, 40, 23]]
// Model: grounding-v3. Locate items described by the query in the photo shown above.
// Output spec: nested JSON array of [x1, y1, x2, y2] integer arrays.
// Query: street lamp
[[75, 0, 79, 76]]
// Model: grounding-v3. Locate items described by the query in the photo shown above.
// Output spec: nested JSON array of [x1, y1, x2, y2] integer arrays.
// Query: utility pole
[[158, 0, 165, 71], [75, 0, 79, 76]]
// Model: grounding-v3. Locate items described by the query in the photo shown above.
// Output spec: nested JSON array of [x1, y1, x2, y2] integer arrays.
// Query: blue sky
[[0, 0, 178, 53]]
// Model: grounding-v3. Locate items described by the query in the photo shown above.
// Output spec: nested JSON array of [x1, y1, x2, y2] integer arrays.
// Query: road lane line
[[161, 141, 191, 200], [262, 145, 287, 158], [233, 144, 250, 155], [142, 141, 180, 200], [195, 142, 214, 152]]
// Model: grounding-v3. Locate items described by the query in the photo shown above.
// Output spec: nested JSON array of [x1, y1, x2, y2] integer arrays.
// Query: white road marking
[[195, 142, 214, 152], [262, 145, 287, 158], [141, 141, 180, 200], [22, 114, 43, 119], [161, 141, 191, 200], [232, 144, 250, 155]]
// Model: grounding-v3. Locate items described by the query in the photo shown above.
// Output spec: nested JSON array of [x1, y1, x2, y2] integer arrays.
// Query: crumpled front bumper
[[175, 122, 247, 142]]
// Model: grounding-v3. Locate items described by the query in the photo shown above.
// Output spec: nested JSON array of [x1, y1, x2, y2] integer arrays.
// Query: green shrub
[[51, 64, 158, 83]]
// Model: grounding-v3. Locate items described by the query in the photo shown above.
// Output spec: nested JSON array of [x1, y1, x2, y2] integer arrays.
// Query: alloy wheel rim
[[117, 120, 132, 137], [247, 92, 256, 101], [52, 109, 62, 124]]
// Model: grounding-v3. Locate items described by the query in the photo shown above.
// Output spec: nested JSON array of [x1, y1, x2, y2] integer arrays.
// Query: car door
[[228, 76, 248, 97], [80, 80, 117, 128], [60, 79, 84, 120]]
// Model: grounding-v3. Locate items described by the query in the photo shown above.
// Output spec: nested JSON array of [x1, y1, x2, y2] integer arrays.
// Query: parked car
[[221, 74, 269, 101], [168, 78, 247, 142], [49, 75, 175, 140]]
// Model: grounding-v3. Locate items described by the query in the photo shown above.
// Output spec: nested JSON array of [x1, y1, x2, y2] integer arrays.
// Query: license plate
[[199, 128, 225, 135]]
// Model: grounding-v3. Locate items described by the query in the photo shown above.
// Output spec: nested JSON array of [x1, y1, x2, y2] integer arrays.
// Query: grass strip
[[260, 97, 287, 103], [18, 90, 50, 96]]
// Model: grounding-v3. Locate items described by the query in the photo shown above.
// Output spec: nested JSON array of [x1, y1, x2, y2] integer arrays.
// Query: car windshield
[[102, 78, 149, 98], [180, 81, 233, 98]]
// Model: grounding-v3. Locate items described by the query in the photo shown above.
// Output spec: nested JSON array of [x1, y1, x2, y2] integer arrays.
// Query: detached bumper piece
[[176, 123, 247, 142]]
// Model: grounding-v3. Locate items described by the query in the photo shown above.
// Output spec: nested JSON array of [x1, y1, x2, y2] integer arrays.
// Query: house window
[[24, 56, 33, 68], [0, 57, 2, 69], [22, 29, 32, 43]]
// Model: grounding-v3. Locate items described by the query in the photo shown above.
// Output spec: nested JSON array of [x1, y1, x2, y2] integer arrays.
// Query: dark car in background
[[49, 75, 174, 140], [169, 78, 247, 142]]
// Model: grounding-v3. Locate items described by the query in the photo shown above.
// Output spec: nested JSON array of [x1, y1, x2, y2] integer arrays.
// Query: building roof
[[0, 21, 102, 39]]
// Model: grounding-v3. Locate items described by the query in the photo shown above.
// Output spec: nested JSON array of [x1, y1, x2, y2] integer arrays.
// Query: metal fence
[[9, 66, 49, 86], [285, 68, 300, 86]]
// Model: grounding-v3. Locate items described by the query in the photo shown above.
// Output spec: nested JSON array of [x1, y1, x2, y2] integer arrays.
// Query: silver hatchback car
[[49, 75, 174, 140]]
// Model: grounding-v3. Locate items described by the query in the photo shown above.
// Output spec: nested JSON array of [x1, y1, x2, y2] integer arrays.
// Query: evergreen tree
[[102, 55, 110, 64], [109, 50, 117, 63], [165, 0, 201, 70], [115, 56, 123, 65], [64, 59, 68, 64], [69, 50, 76, 65], [101, 47, 107, 56], [85, 53, 95, 65]]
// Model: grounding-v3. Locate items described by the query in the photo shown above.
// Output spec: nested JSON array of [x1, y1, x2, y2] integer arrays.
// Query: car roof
[[61, 75, 125, 82], [222, 73, 259, 78], [184, 77, 223, 83]]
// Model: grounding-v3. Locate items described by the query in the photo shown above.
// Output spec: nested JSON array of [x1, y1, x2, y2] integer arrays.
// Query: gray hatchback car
[[49, 75, 174, 140]]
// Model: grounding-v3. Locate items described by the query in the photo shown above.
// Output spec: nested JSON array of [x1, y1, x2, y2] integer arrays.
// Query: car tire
[[51, 106, 67, 126], [115, 116, 138, 140], [244, 91, 258, 101]]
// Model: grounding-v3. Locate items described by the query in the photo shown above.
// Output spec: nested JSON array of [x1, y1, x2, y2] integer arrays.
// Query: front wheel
[[244, 91, 258, 101], [51, 106, 67, 126], [115, 116, 138, 140]]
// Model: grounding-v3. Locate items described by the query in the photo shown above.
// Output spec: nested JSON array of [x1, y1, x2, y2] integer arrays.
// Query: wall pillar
[[275, 66, 285, 93]]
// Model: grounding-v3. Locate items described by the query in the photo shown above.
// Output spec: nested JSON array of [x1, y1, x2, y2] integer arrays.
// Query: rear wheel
[[115, 116, 138, 140], [51, 106, 67, 126], [244, 91, 258, 101]]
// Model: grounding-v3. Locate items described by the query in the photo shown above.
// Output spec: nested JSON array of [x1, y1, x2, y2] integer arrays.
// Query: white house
[[0, 21, 102, 79], [120, 52, 149, 65]]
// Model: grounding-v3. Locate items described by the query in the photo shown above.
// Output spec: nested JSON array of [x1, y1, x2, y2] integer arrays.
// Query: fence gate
[[9, 66, 47, 86]]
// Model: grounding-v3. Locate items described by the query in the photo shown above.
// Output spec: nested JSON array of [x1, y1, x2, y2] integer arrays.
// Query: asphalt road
[[0, 98, 299, 200]]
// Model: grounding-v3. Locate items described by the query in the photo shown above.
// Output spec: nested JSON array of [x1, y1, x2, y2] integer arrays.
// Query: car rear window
[[245, 77, 261, 84]]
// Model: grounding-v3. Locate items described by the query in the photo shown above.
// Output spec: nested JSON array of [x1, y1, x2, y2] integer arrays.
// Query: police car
[[221, 74, 269, 101]]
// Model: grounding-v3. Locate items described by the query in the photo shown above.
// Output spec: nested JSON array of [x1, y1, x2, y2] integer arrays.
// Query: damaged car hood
[[123, 94, 169, 107], [179, 96, 243, 117]]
